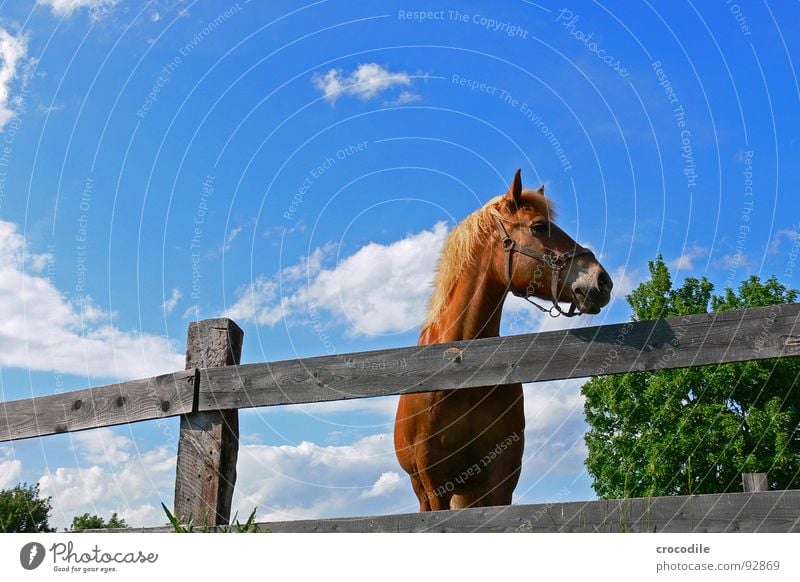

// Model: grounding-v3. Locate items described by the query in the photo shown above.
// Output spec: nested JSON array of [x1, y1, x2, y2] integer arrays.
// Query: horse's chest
[[427, 384, 524, 451]]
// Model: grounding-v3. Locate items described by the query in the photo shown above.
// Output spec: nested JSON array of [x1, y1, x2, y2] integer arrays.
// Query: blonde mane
[[423, 189, 556, 329]]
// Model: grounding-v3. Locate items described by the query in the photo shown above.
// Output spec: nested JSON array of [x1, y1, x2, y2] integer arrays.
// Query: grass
[[161, 503, 266, 533]]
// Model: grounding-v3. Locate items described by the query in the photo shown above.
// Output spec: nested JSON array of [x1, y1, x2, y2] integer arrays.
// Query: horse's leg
[[450, 437, 524, 509], [449, 473, 518, 509], [409, 472, 431, 512], [417, 469, 453, 511], [487, 465, 521, 506]]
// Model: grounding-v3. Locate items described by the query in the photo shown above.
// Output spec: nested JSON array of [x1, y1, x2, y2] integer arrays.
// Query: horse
[[393, 169, 613, 511]]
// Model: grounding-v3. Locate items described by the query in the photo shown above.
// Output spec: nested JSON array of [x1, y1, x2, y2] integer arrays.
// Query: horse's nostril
[[598, 270, 613, 290]]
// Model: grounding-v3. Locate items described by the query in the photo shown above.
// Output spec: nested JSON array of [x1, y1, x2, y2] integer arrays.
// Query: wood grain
[[2, 304, 798, 441], [199, 303, 800, 411], [0, 371, 195, 442], [95, 490, 800, 533], [174, 318, 243, 526]]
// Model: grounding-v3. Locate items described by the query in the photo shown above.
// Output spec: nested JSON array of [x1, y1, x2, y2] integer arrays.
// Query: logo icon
[[20, 542, 46, 570]]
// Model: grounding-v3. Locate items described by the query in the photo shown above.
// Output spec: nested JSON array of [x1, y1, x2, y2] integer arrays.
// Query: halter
[[494, 215, 595, 317]]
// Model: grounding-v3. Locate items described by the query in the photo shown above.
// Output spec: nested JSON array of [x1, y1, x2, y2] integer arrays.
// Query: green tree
[[69, 512, 128, 531], [583, 256, 800, 498], [0, 483, 54, 532]]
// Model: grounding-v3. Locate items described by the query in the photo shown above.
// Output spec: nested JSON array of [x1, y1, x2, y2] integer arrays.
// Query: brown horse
[[394, 169, 613, 511]]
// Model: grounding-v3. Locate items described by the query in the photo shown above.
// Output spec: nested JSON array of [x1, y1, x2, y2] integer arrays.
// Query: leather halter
[[494, 215, 595, 317]]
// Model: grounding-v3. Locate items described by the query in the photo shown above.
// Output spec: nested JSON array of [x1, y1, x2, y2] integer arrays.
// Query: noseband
[[494, 216, 594, 317]]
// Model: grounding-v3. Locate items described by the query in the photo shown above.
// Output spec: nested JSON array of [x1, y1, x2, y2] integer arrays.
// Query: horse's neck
[[421, 260, 507, 344]]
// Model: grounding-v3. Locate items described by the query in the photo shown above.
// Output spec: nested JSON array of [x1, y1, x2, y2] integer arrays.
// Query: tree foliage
[[70, 512, 128, 531], [583, 256, 800, 498], [0, 483, 54, 532]]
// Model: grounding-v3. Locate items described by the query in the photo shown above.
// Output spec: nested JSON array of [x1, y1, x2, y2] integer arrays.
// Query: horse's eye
[[530, 222, 549, 234]]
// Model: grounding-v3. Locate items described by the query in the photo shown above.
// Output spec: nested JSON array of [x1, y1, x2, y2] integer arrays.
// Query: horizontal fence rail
[[2, 303, 799, 442], [0, 370, 196, 442], [101, 490, 800, 533]]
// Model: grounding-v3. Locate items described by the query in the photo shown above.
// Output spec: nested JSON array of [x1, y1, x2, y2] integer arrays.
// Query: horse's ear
[[506, 168, 523, 210], [536, 184, 545, 196]]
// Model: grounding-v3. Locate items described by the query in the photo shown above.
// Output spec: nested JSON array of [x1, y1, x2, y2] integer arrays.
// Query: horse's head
[[494, 169, 612, 316]]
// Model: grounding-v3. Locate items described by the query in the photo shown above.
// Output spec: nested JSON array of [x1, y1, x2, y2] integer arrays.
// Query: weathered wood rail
[[1, 303, 799, 530], [109, 490, 800, 533], [3, 303, 799, 442]]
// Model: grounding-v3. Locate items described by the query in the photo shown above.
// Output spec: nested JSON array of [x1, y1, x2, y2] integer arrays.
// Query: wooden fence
[[1, 303, 799, 532]]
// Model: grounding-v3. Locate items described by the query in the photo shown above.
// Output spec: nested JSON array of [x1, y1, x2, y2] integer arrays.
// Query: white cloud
[[523, 379, 585, 434], [224, 276, 282, 326], [669, 244, 707, 271], [38, 0, 119, 18], [385, 91, 422, 106], [0, 448, 22, 489], [518, 378, 591, 488], [223, 226, 242, 251], [35, 429, 412, 528], [769, 227, 798, 255], [162, 288, 182, 314], [72, 428, 133, 466], [714, 252, 749, 270], [360, 471, 403, 499], [611, 265, 639, 297], [313, 63, 416, 104], [38, 432, 177, 529], [0, 28, 28, 131], [181, 303, 201, 321], [279, 242, 336, 284], [117, 503, 163, 527], [0, 219, 183, 378], [233, 433, 416, 520], [225, 222, 449, 336], [38, 103, 65, 115]]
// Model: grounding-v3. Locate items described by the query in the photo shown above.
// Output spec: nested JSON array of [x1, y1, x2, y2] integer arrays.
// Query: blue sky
[[0, 0, 798, 529]]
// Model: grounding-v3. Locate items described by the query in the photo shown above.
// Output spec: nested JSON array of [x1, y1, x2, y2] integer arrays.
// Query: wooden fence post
[[174, 318, 243, 526], [742, 472, 769, 492]]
